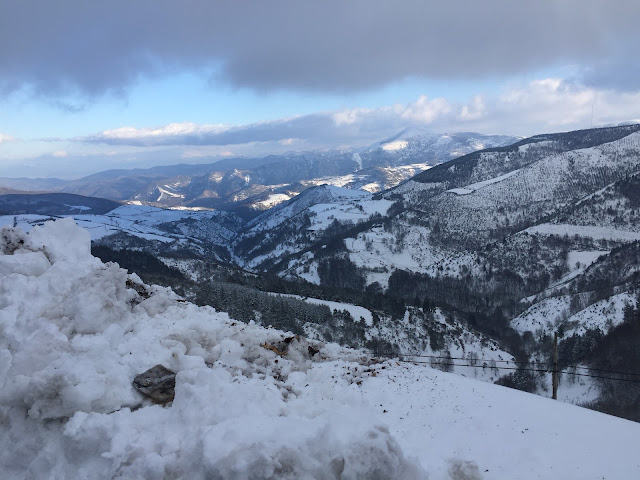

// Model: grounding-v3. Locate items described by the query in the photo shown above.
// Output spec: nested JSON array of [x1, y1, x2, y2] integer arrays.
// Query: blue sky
[[1, 1, 639, 178]]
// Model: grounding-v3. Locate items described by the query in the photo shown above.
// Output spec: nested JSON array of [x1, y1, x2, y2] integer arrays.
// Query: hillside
[[0, 193, 120, 216], [2, 219, 639, 479]]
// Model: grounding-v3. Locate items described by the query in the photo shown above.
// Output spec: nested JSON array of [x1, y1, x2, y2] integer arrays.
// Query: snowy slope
[[418, 132, 640, 242], [0, 204, 244, 262], [0, 204, 233, 241], [512, 292, 635, 337], [2, 219, 640, 479], [235, 185, 393, 268]]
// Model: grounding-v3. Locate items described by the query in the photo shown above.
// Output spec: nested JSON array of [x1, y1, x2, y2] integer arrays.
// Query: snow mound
[[0, 220, 424, 479]]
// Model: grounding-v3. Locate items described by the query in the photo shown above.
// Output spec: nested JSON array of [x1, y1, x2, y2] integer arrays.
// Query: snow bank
[[0, 219, 423, 479]]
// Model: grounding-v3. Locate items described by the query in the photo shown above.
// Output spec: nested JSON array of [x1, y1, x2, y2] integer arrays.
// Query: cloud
[[86, 123, 229, 146], [401, 96, 452, 123], [0, 133, 16, 144], [459, 96, 486, 121], [78, 79, 640, 150], [2, 1, 640, 98], [8, 78, 640, 179]]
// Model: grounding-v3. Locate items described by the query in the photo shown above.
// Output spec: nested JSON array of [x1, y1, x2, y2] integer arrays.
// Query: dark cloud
[[1, 0, 639, 98], [582, 57, 640, 92]]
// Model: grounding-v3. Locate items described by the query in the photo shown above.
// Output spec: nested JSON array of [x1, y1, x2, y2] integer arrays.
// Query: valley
[[2, 124, 640, 422]]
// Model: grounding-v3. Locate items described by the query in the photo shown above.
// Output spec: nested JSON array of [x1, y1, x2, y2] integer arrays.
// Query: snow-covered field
[[273, 293, 374, 326], [2, 219, 640, 479], [0, 204, 221, 243]]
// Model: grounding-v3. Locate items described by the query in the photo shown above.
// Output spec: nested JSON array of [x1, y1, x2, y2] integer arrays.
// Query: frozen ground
[[1, 219, 639, 479]]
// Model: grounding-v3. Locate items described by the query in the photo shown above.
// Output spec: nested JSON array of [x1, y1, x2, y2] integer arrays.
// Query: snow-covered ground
[[511, 292, 634, 338], [273, 293, 374, 326], [2, 219, 640, 479], [0, 204, 220, 243], [526, 223, 640, 242], [446, 169, 521, 195]]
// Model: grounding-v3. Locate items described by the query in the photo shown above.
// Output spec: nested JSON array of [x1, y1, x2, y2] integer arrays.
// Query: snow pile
[[3, 219, 640, 479], [0, 219, 423, 479]]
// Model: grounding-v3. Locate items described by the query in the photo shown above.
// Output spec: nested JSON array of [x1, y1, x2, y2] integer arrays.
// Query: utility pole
[[552, 331, 558, 400]]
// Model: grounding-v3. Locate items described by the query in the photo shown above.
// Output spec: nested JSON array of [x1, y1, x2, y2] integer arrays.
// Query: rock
[[133, 364, 176, 404]]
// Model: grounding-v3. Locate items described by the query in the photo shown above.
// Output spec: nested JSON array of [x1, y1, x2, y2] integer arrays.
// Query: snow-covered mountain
[[0, 130, 518, 214], [3, 124, 640, 421], [2, 219, 640, 479], [223, 125, 640, 414]]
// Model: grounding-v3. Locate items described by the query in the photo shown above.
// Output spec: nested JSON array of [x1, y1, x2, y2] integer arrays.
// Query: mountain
[[220, 124, 640, 417], [2, 218, 639, 479], [0, 130, 519, 214], [0, 177, 69, 192], [3, 124, 640, 421], [0, 192, 120, 216]]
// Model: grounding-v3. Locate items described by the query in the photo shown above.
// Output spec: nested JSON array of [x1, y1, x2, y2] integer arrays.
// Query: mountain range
[[2, 124, 640, 421], [0, 130, 517, 216]]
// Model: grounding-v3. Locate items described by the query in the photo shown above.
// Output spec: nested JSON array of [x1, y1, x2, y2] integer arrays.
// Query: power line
[[396, 359, 640, 384], [372, 351, 640, 380], [563, 364, 640, 378], [400, 359, 550, 374], [562, 369, 640, 384]]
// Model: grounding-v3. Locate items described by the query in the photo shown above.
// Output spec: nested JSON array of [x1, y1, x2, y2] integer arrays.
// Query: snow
[[512, 292, 634, 338], [446, 169, 521, 195], [254, 193, 294, 209], [525, 223, 640, 242], [307, 198, 393, 231], [361, 363, 640, 480], [303, 174, 360, 189], [564, 292, 635, 337], [517, 140, 552, 153], [382, 140, 408, 151], [360, 182, 382, 193], [274, 294, 374, 327], [168, 206, 213, 211], [2, 219, 640, 479], [566, 250, 608, 271], [545, 250, 610, 291], [511, 296, 571, 335], [0, 204, 237, 245], [352, 152, 363, 170], [64, 204, 92, 211], [156, 186, 185, 201]]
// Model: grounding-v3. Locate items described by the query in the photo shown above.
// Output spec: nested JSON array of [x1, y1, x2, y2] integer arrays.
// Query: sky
[[1, 0, 640, 179]]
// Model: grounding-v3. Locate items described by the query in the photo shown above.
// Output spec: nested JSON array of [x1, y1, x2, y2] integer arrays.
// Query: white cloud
[[486, 79, 640, 132], [400, 96, 452, 123], [332, 108, 373, 127], [94, 122, 229, 144], [76, 79, 640, 152], [0, 133, 16, 144], [459, 95, 486, 121], [52, 150, 68, 157]]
